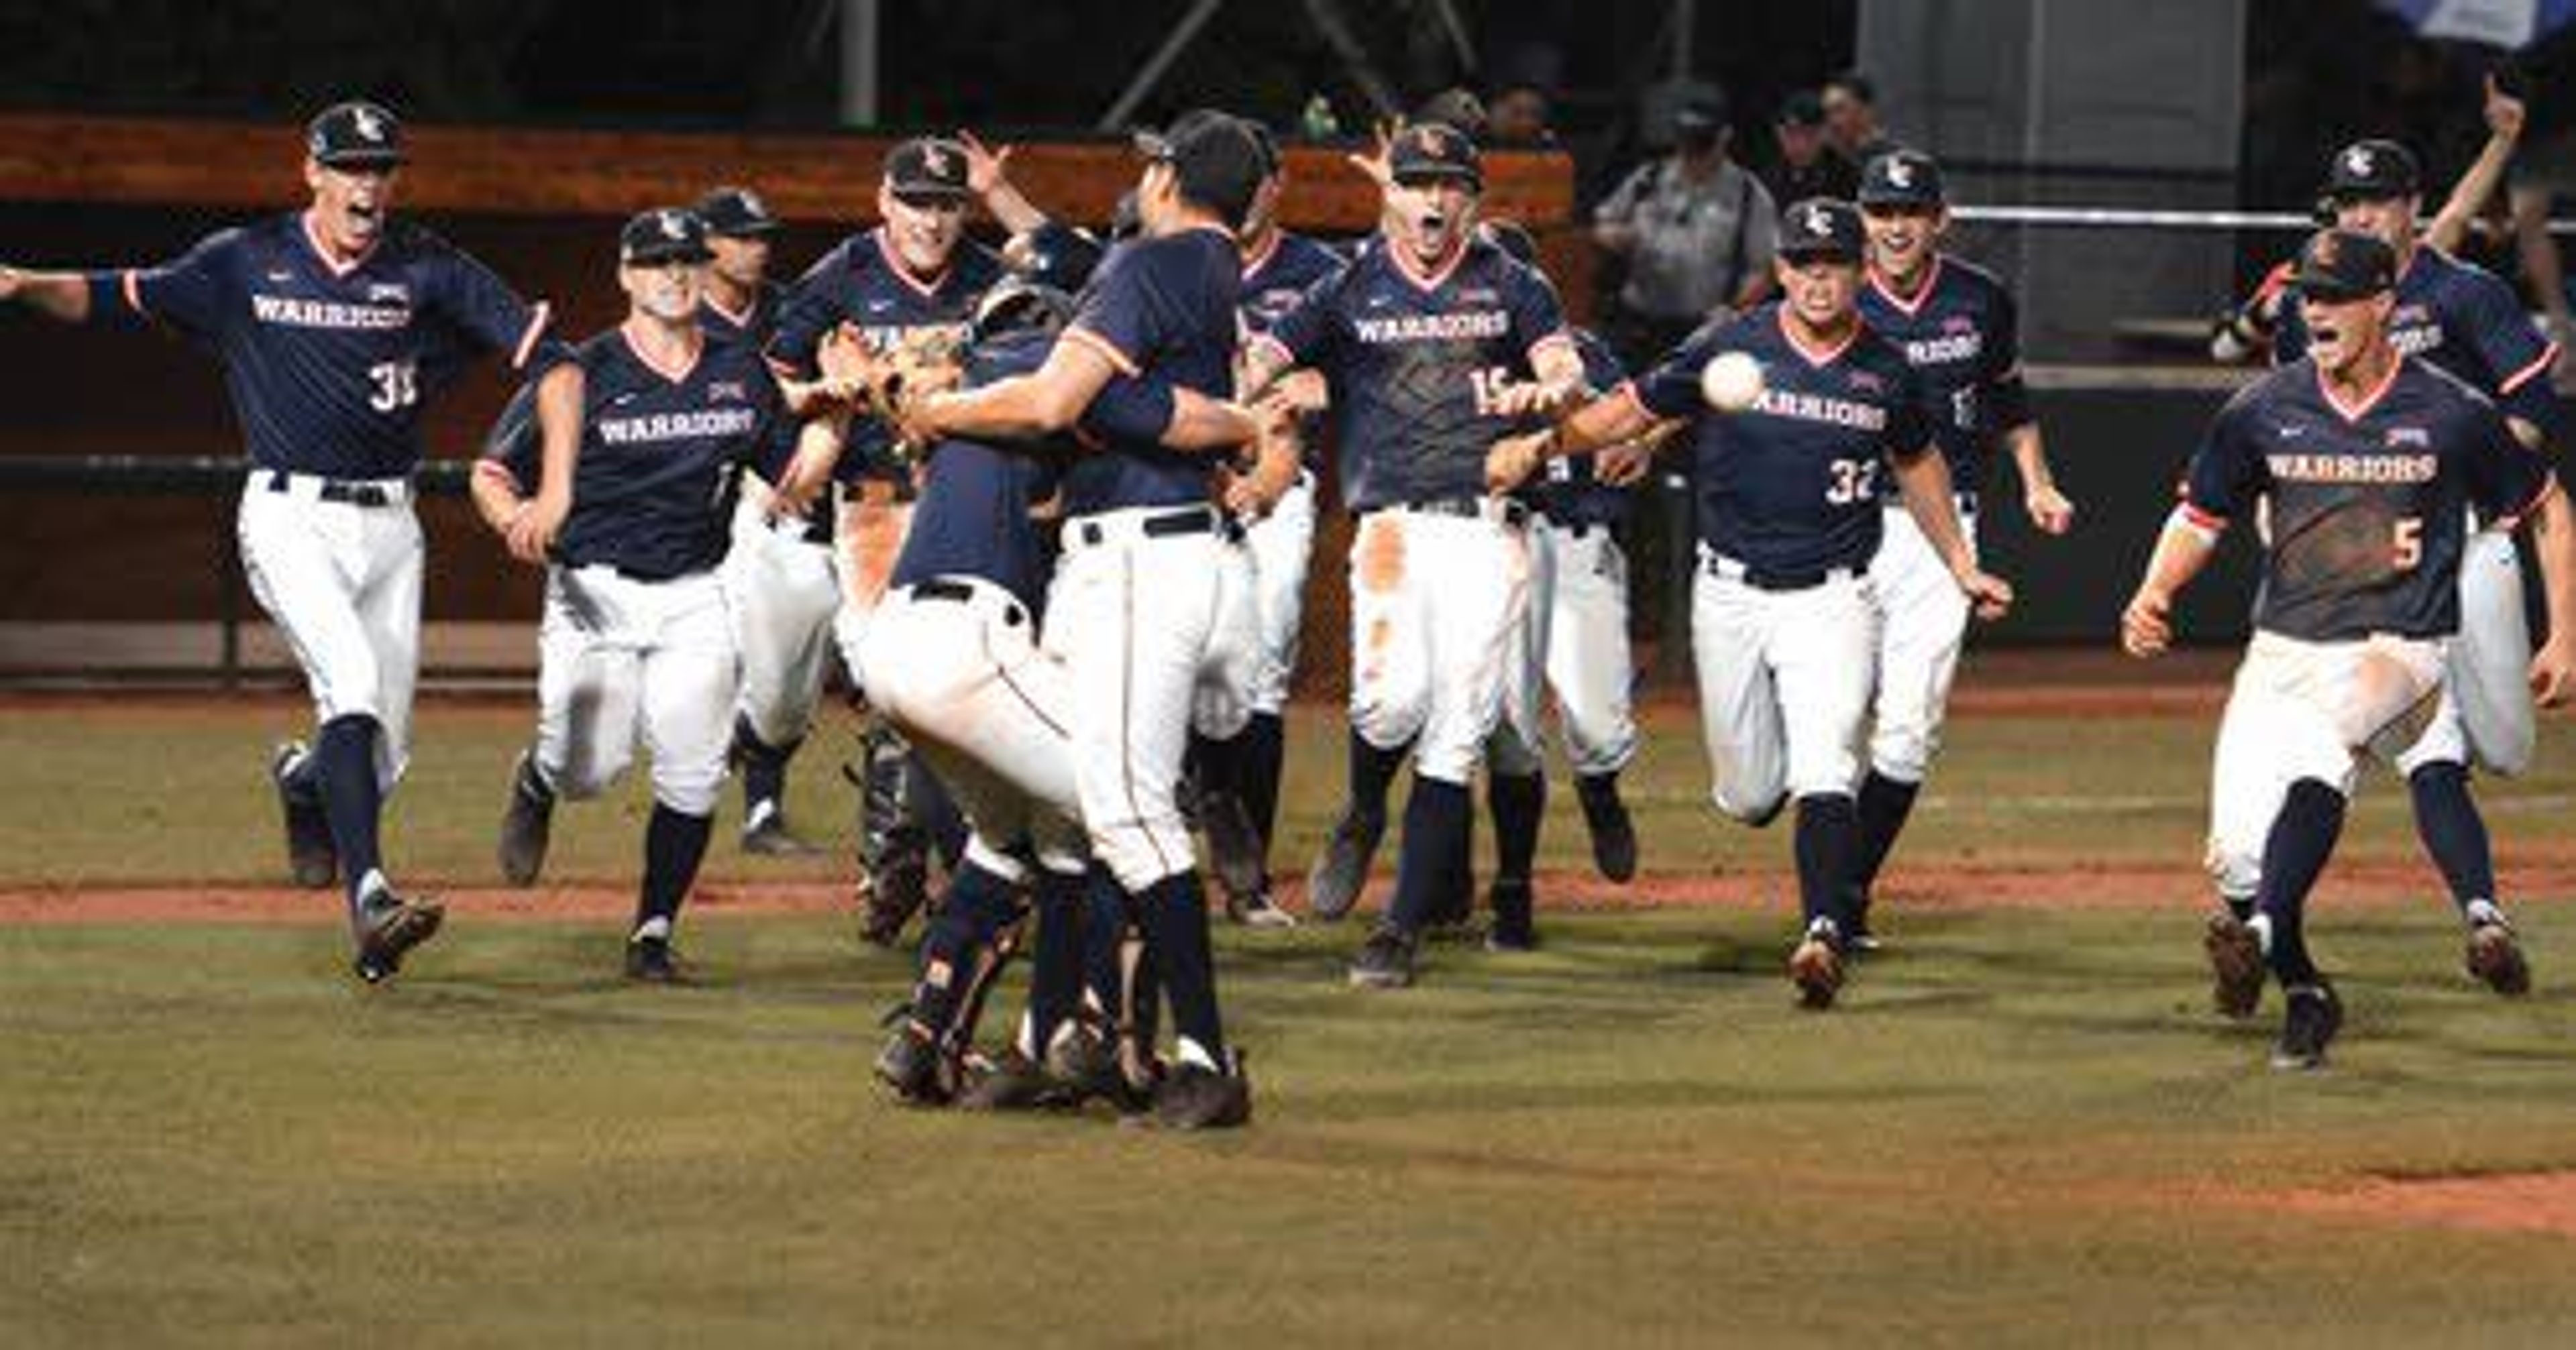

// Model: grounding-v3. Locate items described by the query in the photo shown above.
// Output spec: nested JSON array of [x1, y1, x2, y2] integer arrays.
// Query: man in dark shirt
[[1759, 92, 1861, 205], [0, 99, 578, 984], [896, 109, 1289, 1129], [475, 209, 785, 983], [1489, 198, 2010, 1011], [2123, 227, 2576, 1069]]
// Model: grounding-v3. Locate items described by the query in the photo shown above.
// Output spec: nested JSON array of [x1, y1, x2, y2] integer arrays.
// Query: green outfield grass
[[4, 697, 2575, 1343], [1, 693, 2569, 889]]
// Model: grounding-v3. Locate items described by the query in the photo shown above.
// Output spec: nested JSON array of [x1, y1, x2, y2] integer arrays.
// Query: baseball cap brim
[[316, 148, 405, 169], [1779, 241, 1862, 263], [2289, 272, 2383, 302], [624, 243, 715, 266]]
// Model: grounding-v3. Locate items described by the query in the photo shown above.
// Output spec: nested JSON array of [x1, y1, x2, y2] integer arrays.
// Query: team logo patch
[[353, 107, 387, 143], [1800, 203, 1833, 237], [367, 283, 409, 304], [1886, 157, 1916, 189], [1847, 370, 1885, 394], [709, 381, 747, 402], [922, 145, 951, 177], [2343, 145, 2373, 178], [659, 211, 688, 240], [2385, 426, 2430, 448]]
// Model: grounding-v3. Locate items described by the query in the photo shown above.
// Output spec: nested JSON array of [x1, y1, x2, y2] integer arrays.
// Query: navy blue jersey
[[891, 331, 1181, 610], [1632, 305, 1934, 575], [700, 279, 786, 350], [2275, 246, 2559, 434], [485, 327, 781, 580], [2182, 357, 2553, 642], [1858, 254, 2031, 500], [769, 229, 1002, 484], [87, 213, 557, 478], [1236, 230, 1348, 335], [1056, 227, 1242, 517], [1532, 329, 1636, 528], [1258, 234, 1572, 510]]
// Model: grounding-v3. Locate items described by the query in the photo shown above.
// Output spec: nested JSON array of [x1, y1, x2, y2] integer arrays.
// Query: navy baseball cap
[[1132, 109, 1267, 229], [1858, 148, 1944, 209], [2290, 228, 2396, 302], [694, 185, 782, 237], [1778, 197, 1866, 262], [1776, 91, 1827, 128], [883, 137, 972, 201], [620, 207, 714, 266], [2325, 139, 2420, 201], [1389, 121, 1484, 189], [1673, 89, 1731, 135], [307, 100, 405, 168]]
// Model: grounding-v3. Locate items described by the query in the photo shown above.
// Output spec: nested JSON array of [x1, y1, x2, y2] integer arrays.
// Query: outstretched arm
[[1892, 448, 2013, 619], [0, 264, 95, 323], [2524, 482, 2576, 706]]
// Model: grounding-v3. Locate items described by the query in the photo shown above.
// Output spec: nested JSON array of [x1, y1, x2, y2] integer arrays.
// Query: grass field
[[5, 691, 2575, 1344]]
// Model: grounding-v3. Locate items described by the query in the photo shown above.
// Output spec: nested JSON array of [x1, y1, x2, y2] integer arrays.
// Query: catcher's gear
[[851, 718, 936, 946]]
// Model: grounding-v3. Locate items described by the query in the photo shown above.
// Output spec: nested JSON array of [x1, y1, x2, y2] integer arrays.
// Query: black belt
[[1373, 497, 1530, 527], [1075, 506, 1216, 546], [267, 470, 400, 508], [1220, 516, 1249, 544], [1703, 555, 1857, 592], [912, 577, 1028, 627], [604, 563, 693, 583]]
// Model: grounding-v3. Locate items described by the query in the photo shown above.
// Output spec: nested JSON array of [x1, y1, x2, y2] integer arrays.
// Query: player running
[[2124, 228, 2576, 1068], [1848, 148, 2076, 948], [1487, 199, 2012, 1009], [477, 208, 794, 981], [0, 100, 575, 982]]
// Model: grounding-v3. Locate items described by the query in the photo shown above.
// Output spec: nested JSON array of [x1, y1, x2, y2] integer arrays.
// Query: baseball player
[[0, 100, 573, 982], [2241, 137, 2562, 999], [1849, 149, 2076, 947], [478, 208, 786, 981], [1189, 121, 1346, 927], [1238, 123, 1588, 988], [1487, 198, 2012, 1009], [697, 184, 839, 856], [768, 138, 1001, 942], [827, 281, 1266, 1113], [2124, 228, 2576, 1068], [895, 109, 1286, 1127], [1478, 221, 1652, 929]]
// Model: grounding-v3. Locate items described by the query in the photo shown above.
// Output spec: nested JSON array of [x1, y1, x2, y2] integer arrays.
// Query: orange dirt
[[2278, 1172, 2576, 1239], [7, 854, 2572, 926]]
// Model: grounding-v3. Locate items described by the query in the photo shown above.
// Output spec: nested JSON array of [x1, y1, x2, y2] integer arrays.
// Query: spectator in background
[[1591, 89, 1780, 365], [1760, 91, 1860, 203], [1488, 82, 1555, 147], [1823, 70, 1895, 168]]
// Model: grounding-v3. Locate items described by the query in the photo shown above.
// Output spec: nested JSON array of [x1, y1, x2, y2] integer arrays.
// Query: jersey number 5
[[2392, 516, 2422, 571], [368, 359, 419, 414], [1825, 457, 1880, 506]]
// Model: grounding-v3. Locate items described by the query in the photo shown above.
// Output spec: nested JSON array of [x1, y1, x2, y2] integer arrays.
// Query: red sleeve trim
[[1063, 326, 1141, 378]]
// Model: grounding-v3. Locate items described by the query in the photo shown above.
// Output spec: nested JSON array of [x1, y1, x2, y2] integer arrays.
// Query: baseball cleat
[[624, 935, 684, 983], [873, 1017, 953, 1105], [1576, 775, 1638, 883], [270, 741, 339, 890], [1305, 805, 1386, 923], [2465, 913, 2531, 997], [1138, 1052, 1252, 1131], [1226, 885, 1300, 929], [2204, 911, 2265, 1019], [1045, 1015, 1153, 1115], [955, 1049, 1072, 1113], [1788, 922, 1845, 1009], [2269, 981, 2343, 1071], [352, 887, 443, 985], [496, 748, 554, 887], [1347, 925, 1417, 989], [739, 800, 820, 856]]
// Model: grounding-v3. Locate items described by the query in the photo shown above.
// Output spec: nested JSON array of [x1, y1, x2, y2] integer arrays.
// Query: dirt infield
[[2281, 1172, 2576, 1239], [8, 851, 2572, 925]]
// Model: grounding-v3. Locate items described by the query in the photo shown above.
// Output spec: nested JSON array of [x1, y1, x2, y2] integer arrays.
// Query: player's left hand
[[506, 489, 569, 565], [2025, 482, 2076, 535], [2530, 632, 2576, 708], [1485, 431, 1548, 494], [1345, 119, 1401, 189], [1957, 567, 2014, 622], [959, 129, 1014, 196]]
